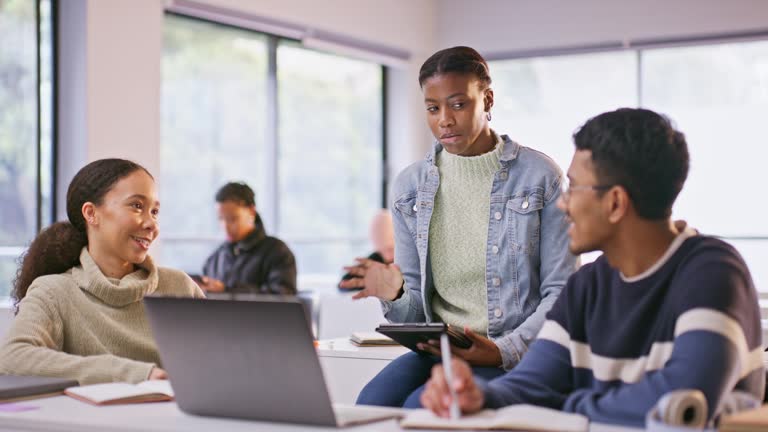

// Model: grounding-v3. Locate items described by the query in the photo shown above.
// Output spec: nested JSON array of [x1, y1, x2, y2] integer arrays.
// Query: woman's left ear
[[484, 88, 494, 110]]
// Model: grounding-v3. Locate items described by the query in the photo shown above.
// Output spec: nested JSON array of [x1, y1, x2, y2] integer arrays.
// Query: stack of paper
[[349, 332, 399, 346]]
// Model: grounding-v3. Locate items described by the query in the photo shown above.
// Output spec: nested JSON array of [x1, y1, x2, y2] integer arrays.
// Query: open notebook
[[65, 380, 174, 406], [400, 404, 588, 432]]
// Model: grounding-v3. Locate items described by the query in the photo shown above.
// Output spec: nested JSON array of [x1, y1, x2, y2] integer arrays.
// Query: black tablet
[[375, 323, 473, 354]]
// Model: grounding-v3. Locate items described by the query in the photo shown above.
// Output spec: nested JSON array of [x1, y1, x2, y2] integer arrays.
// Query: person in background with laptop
[[338, 209, 395, 291], [418, 108, 764, 427], [342, 46, 577, 407], [0, 158, 204, 385], [198, 182, 296, 295]]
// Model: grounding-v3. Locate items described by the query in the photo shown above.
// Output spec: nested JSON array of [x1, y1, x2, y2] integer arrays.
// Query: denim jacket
[[382, 134, 578, 370]]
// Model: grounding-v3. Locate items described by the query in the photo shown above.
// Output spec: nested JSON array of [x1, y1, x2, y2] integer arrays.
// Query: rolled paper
[[646, 389, 715, 432], [657, 390, 708, 428]]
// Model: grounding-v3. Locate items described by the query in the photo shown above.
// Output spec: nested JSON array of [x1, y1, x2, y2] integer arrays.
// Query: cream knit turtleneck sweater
[[430, 133, 503, 335], [0, 248, 204, 385]]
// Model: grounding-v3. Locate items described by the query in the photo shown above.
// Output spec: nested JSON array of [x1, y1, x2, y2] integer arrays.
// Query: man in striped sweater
[[419, 108, 764, 427]]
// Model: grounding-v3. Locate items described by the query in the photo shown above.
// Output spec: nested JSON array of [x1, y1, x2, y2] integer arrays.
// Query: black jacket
[[203, 217, 297, 295]]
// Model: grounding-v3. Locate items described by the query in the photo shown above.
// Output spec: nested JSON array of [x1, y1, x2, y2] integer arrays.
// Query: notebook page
[[495, 404, 588, 432], [400, 408, 497, 429], [137, 380, 174, 397], [65, 383, 150, 404]]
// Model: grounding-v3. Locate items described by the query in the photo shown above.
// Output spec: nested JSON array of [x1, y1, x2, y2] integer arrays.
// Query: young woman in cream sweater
[[0, 158, 204, 384]]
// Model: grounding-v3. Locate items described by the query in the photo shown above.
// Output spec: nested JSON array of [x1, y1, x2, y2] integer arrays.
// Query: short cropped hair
[[215, 182, 255, 207], [573, 108, 689, 220], [418, 46, 491, 89]]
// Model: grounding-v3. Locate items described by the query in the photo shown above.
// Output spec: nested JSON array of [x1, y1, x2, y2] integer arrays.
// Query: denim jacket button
[[499, 171, 508, 180], [492, 277, 501, 286], [413, 204, 418, 212], [492, 245, 499, 254], [494, 308, 502, 318], [522, 200, 529, 209], [494, 211, 502, 220]]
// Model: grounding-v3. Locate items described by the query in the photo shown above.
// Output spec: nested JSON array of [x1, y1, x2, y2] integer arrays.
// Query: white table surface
[[0, 395, 642, 432], [0, 339, 645, 431], [317, 338, 408, 404], [317, 338, 409, 360], [0, 395, 401, 432]]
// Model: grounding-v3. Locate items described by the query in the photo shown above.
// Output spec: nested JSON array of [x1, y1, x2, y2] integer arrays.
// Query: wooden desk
[[0, 395, 642, 432], [318, 338, 409, 404]]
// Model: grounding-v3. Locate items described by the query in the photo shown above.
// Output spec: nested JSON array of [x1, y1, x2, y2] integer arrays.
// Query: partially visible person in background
[[0, 158, 204, 385], [199, 182, 296, 295], [338, 209, 395, 291]]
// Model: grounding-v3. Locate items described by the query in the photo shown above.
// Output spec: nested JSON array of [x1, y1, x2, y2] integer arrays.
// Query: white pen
[[440, 332, 460, 420]]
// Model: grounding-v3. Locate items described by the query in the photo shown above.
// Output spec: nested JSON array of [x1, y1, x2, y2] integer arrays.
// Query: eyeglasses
[[560, 178, 614, 203]]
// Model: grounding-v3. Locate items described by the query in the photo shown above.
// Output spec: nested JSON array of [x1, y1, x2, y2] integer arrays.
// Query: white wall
[[435, 0, 768, 54], [57, 0, 165, 221]]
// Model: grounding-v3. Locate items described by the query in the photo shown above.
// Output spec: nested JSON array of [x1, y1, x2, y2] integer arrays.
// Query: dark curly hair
[[573, 108, 689, 220], [418, 46, 492, 89], [12, 158, 151, 311]]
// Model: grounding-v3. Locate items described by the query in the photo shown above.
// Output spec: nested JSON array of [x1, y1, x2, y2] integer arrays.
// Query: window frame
[[159, 12, 387, 283], [486, 30, 768, 297], [0, 0, 57, 300]]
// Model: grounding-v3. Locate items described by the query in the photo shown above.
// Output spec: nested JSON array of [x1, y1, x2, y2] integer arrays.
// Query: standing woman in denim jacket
[[340, 46, 577, 408]]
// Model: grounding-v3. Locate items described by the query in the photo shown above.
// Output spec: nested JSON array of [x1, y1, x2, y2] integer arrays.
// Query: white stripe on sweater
[[537, 309, 762, 384]]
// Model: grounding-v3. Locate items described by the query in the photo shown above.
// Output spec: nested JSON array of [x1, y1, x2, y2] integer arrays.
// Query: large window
[[277, 42, 383, 277], [490, 39, 768, 290], [642, 41, 768, 292], [160, 16, 268, 272], [0, 0, 54, 299], [160, 14, 384, 289], [491, 51, 637, 179]]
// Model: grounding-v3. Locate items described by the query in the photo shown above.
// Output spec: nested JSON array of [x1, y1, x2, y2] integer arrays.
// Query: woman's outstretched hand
[[339, 258, 404, 301]]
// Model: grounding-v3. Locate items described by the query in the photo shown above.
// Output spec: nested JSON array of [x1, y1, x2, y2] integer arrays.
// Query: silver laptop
[[144, 296, 403, 427]]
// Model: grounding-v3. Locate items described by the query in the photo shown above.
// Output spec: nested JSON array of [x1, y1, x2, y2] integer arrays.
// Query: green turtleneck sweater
[[0, 248, 204, 385], [430, 133, 503, 335]]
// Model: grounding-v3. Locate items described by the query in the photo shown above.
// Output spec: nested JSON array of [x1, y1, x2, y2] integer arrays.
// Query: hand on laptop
[[417, 327, 503, 367], [149, 367, 168, 380], [421, 358, 484, 417], [339, 258, 404, 301]]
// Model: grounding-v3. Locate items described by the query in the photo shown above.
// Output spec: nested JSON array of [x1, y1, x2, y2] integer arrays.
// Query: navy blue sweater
[[480, 231, 764, 427]]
